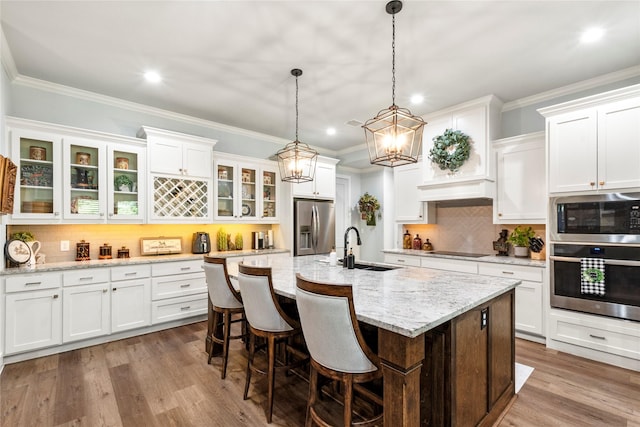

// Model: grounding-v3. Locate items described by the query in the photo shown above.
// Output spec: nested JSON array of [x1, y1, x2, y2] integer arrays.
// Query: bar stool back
[[295, 273, 383, 427]]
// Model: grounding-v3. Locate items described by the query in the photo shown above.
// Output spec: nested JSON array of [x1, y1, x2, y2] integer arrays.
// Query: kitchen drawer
[[549, 311, 640, 361], [151, 293, 208, 324], [111, 264, 151, 282], [151, 272, 207, 300], [383, 254, 421, 267], [478, 263, 543, 282], [5, 272, 62, 293], [63, 268, 110, 287], [151, 259, 204, 277], [421, 257, 478, 274]]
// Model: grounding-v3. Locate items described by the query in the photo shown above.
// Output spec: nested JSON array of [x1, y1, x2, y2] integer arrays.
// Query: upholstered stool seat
[[238, 263, 308, 424], [203, 256, 246, 379], [296, 273, 383, 427]]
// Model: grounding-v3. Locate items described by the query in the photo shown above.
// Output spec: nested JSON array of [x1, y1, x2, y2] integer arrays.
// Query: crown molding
[[502, 65, 640, 112], [1, 26, 18, 81], [10, 74, 300, 147]]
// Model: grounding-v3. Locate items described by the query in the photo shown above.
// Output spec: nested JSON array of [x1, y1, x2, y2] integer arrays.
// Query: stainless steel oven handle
[[550, 255, 640, 267]]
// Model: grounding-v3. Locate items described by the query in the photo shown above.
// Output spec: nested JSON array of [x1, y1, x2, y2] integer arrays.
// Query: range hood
[[433, 197, 493, 208], [417, 178, 495, 205]]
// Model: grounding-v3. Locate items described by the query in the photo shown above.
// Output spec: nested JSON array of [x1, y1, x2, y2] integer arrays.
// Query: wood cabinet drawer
[[421, 257, 478, 274], [111, 264, 151, 282], [151, 293, 207, 324], [383, 254, 421, 267], [151, 259, 204, 277], [151, 272, 207, 300], [63, 268, 110, 287], [549, 312, 640, 360], [478, 264, 543, 282], [5, 272, 62, 293]]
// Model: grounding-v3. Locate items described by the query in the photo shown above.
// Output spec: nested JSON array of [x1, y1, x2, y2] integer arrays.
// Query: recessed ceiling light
[[326, 127, 336, 136], [580, 27, 605, 44], [144, 71, 162, 83], [410, 94, 424, 104]]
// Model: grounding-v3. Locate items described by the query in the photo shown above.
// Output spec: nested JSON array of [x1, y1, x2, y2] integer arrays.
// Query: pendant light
[[277, 68, 318, 183], [363, 0, 425, 168]]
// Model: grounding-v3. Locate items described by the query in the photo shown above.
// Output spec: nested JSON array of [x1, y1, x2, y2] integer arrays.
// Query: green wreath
[[428, 128, 472, 172]]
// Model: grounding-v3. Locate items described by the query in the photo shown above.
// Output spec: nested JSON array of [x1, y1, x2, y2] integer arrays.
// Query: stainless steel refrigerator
[[294, 199, 335, 256]]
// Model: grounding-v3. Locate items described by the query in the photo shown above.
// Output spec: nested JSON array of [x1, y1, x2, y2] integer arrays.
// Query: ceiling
[[2, 1, 640, 164]]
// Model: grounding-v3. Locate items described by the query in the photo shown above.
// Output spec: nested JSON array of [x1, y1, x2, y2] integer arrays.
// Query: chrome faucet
[[343, 226, 362, 266]]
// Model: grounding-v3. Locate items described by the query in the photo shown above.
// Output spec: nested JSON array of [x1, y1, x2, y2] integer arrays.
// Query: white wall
[[0, 39, 11, 373]]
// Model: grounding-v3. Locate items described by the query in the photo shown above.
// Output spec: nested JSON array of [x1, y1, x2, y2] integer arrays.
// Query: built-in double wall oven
[[550, 193, 640, 321]]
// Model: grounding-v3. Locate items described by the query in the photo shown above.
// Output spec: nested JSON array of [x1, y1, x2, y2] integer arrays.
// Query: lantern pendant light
[[363, 0, 425, 168], [277, 68, 318, 183]]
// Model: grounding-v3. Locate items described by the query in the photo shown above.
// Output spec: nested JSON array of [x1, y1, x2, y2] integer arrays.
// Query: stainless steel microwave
[[550, 193, 640, 244]]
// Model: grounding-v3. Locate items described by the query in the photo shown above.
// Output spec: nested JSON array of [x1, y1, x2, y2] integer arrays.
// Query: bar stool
[[203, 257, 246, 379], [295, 273, 383, 427], [238, 263, 308, 423]]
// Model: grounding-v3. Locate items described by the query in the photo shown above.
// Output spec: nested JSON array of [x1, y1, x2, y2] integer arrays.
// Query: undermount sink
[[353, 263, 398, 271]]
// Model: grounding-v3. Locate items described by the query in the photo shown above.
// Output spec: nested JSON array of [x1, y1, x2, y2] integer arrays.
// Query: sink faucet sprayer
[[343, 226, 362, 267]]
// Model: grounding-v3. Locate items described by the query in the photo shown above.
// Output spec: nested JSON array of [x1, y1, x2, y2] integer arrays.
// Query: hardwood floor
[[2, 322, 639, 426]]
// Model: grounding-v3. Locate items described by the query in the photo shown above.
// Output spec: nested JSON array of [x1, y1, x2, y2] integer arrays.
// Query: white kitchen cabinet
[[8, 121, 63, 222], [62, 269, 111, 343], [383, 253, 422, 267], [139, 126, 216, 178], [541, 86, 640, 194], [493, 132, 546, 224], [421, 257, 479, 274], [110, 265, 151, 333], [292, 156, 339, 200], [419, 95, 502, 201], [478, 263, 545, 338], [4, 272, 63, 355], [214, 155, 280, 222], [150, 259, 207, 324], [393, 161, 435, 223], [63, 137, 107, 221], [107, 143, 146, 222]]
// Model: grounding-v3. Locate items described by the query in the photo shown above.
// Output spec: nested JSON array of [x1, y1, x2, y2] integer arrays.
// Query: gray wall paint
[[501, 75, 640, 138]]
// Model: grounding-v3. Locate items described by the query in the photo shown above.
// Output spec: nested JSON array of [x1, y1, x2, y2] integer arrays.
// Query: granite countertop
[[382, 248, 546, 268], [226, 255, 520, 338], [0, 248, 290, 276]]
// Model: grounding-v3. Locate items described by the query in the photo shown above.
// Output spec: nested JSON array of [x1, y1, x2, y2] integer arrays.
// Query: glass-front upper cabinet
[[10, 128, 63, 221], [261, 169, 277, 220], [63, 138, 106, 221], [214, 161, 258, 220], [108, 144, 145, 222], [216, 162, 235, 219]]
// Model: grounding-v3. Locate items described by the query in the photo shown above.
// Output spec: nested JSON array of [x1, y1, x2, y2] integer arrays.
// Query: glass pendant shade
[[364, 104, 424, 167], [276, 140, 318, 183], [277, 68, 318, 183]]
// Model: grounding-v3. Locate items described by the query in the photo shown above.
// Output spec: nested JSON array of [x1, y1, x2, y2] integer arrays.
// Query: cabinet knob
[[113, 288, 117, 291], [599, 181, 605, 186], [103, 289, 108, 293], [53, 294, 59, 299], [54, 212, 60, 216], [590, 181, 595, 186], [100, 213, 105, 217], [109, 213, 114, 217]]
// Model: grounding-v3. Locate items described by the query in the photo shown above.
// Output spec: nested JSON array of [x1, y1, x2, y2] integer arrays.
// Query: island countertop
[[226, 254, 521, 338]]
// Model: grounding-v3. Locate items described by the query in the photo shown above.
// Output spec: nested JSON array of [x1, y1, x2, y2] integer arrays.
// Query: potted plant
[[358, 192, 380, 226], [508, 225, 535, 257], [10, 231, 35, 242], [114, 174, 133, 192]]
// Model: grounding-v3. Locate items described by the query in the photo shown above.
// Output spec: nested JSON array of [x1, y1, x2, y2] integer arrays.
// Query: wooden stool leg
[[208, 310, 222, 364], [221, 310, 231, 379], [267, 335, 276, 423], [244, 332, 255, 400], [306, 365, 318, 427], [343, 376, 353, 427]]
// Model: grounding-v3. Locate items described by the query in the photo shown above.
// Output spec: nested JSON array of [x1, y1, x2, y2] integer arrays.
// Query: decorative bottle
[[403, 229, 412, 249], [347, 248, 355, 269], [422, 239, 434, 251], [412, 234, 422, 250]]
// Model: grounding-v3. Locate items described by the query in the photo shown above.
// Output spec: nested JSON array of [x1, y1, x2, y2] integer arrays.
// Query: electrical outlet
[[60, 240, 70, 251]]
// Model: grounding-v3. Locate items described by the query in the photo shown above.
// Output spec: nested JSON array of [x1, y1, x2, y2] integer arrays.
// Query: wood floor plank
[[3, 322, 639, 427]]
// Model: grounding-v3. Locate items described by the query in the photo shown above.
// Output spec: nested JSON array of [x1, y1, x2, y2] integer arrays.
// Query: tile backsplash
[[402, 205, 545, 255], [6, 223, 274, 264]]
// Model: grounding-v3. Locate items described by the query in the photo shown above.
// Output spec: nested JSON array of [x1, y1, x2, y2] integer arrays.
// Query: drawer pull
[[53, 294, 59, 299], [25, 281, 42, 286], [180, 284, 191, 288], [103, 289, 108, 293], [397, 259, 405, 263], [589, 334, 606, 340], [79, 276, 94, 281], [501, 271, 514, 275], [113, 288, 117, 292], [181, 306, 191, 311], [125, 272, 137, 276], [180, 267, 192, 271]]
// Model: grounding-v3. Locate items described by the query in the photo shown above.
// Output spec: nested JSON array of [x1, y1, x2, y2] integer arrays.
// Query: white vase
[[513, 245, 529, 257]]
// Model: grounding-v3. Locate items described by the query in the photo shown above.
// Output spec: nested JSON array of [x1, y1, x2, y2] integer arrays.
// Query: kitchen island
[[223, 255, 521, 426]]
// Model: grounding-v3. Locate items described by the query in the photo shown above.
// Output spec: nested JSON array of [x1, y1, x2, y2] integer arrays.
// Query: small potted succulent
[[114, 175, 133, 192], [508, 226, 535, 257]]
